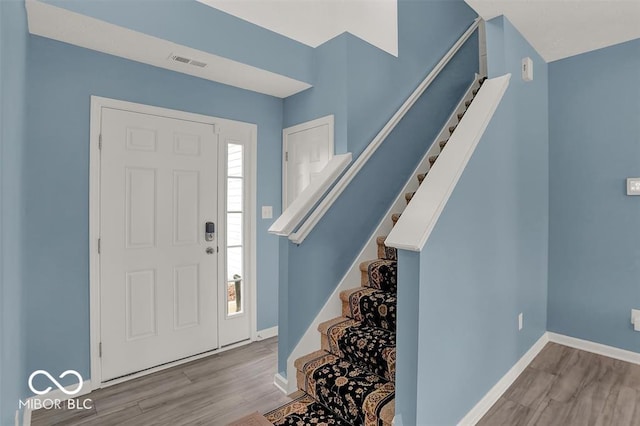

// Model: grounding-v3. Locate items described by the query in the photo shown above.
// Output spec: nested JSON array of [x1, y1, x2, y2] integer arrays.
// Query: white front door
[[100, 108, 219, 381]]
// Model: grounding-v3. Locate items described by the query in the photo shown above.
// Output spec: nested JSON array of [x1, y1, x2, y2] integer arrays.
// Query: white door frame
[[89, 96, 258, 389], [282, 114, 334, 210]]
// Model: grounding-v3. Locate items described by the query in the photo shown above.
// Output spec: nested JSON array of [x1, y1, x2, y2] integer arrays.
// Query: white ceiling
[[465, 0, 640, 62], [26, 0, 312, 98], [196, 0, 399, 57]]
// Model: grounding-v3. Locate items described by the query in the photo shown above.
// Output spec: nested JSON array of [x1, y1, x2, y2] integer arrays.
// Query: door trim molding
[[89, 96, 258, 389]]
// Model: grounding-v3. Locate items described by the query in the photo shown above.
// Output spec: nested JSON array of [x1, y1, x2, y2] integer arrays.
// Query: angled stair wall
[[389, 17, 549, 426], [259, 75, 488, 425], [279, 29, 480, 377], [281, 75, 483, 394]]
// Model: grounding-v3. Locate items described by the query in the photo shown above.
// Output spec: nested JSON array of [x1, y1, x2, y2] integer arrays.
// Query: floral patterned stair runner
[[253, 75, 487, 426]]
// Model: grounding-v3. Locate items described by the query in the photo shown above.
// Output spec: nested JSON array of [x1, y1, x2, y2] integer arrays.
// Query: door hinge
[[285, 152, 288, 161], [98, 134, 102, 150], [97, 238, 101, 254], [99, 342, 102, 358], [217, 246, 219, 253]]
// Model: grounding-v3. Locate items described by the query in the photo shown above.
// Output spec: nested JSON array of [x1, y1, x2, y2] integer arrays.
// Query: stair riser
[[377, 243, 397, 261], [296, 352, 395, 426], [294, 372, 392, 426], [361, 265, 398, 289], [360, 260, 397, 292], [321, 321, 396, 382], [342, 292, 397, 332]]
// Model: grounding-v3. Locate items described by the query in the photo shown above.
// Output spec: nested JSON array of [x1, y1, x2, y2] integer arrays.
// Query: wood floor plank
[[483, 345, 640, 426], [31, 338, 286, 426], [31, 400, 98, 426], [73, 405, 144, 426], [477, 397, 530, 426], [595, 385, 640, 426], [547, 349, 596, 402], [526, 398, 571, 426], [529, 343, 574, 375], [503, 366, 556, 408], [621, 363, 640, 391]]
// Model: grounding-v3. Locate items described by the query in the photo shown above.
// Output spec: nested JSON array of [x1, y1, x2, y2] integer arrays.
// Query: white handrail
[[289, 18, 482, 244], [269, 153, 352, 236], [385, 74, 511, 252]]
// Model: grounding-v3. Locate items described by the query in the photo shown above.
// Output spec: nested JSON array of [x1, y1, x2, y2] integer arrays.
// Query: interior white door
[[283, 116, 333, 208], [100, 108, 219, 381]]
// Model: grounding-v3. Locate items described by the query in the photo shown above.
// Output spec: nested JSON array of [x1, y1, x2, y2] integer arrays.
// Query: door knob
[[206, 247, 214, 254]]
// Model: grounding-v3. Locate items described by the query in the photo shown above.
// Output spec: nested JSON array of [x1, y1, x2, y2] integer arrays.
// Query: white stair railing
[[385, 74, 511, 251], [269, 153, 352, 237], [287, 17, 482, 244]]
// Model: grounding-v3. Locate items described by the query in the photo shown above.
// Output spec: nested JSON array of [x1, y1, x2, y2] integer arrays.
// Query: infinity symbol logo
[[28, 370, 83, 396]]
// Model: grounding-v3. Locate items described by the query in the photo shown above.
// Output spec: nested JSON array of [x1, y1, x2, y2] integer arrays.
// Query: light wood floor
[[32, 340, 640, 426], [31, 337, 291, 426], [479, 342, 640, 426]]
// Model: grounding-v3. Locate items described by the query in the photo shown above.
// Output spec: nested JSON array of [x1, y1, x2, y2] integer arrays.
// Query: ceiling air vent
[[169, 54, 208, 68]]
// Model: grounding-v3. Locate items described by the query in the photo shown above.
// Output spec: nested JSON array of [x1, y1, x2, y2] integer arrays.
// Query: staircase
[[258, 76, 487, 426]]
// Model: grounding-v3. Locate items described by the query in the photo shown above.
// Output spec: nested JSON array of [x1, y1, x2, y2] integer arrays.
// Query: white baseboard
[[274, 373, 289, 395], [256, 326, 278, 341], [457, 333, 549, 426], [457, 332, 640, 425], [548, 332, 640, 365], [22, 379, 92, 426]]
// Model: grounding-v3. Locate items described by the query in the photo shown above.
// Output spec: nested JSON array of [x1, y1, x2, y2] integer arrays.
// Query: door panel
[[284, 119, 333, 208], [100, 108, 218, 381], [173, 264, 200, 329]]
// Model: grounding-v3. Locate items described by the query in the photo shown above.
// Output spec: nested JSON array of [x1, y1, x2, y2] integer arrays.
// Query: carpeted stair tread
[[391, 213, 401, 226], [319, 317, 396, 381], [417, 173, 426, 184], [376, 236, 397, 261], [264, 393, 350, 425], [359, 259, 397, 291], [457, 111, 465, 120], [340, 287, 397, 331], [429, 155, 439, 166], [439, 140, 448, 149], [448, 124, 458, 134], [465, 100, 472, 107], [404, 191, 415, 204], [296, 350, 395, 426]]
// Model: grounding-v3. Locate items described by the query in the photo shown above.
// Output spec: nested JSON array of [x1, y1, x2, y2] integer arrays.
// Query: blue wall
[[43, 0, 313, 84], [400, 17, 549, 424], [548, 39, 640, 352], [24, 35, 284, 387], [278, 0, 479, 374], [0, 0, 28, 422]]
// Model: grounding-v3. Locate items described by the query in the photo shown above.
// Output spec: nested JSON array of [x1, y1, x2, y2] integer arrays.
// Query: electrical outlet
[[518, 313, 524, 331]]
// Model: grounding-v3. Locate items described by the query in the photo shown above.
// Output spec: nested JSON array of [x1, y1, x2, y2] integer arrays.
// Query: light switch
[[262, 206, 273, 219], [522, 57, 533, 82], [627, 178, 640, 195]]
